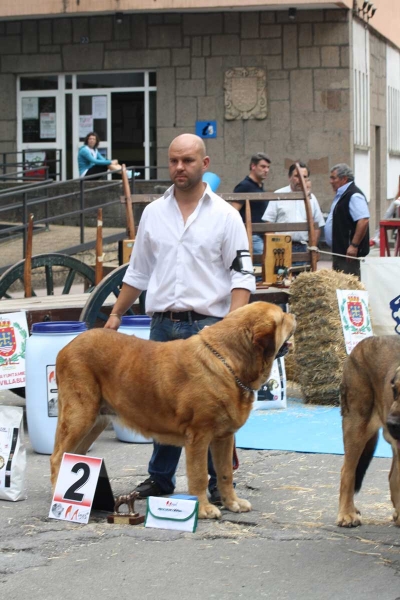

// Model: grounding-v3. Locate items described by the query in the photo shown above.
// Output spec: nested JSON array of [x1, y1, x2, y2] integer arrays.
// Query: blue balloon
[[202, 171, 221, 192]]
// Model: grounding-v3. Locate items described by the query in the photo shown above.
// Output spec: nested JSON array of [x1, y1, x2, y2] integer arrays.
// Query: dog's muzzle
[[276, 341, 291, 359], [387, 414, 400, 448]]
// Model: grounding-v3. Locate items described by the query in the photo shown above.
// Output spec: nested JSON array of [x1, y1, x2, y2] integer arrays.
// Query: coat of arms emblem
[[0, 320, 17, 358], [224, 67, 267, 121], [347, 296, 364, 328]]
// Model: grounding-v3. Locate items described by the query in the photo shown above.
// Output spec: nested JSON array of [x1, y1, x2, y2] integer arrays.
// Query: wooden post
[[295, 162, 317, 272], [245, 198, 253, 258], [23, 213, 34, 298], [95, 208, 103, 285], [122, 164, 135, 239]]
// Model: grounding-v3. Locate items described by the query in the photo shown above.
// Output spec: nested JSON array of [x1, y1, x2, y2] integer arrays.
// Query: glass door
[[111, 92, 145, 175], [72, 91, 111, 179], [18, 75, 65, 180]]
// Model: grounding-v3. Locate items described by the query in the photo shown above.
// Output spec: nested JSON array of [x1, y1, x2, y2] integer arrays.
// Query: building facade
[[1, 0, 400, 233]]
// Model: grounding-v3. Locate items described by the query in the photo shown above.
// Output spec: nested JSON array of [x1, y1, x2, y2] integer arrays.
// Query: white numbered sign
[[49, 453, 107, 524]]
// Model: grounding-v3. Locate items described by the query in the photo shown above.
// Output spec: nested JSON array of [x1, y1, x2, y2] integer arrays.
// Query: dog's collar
[[202, 341, 256, 394]]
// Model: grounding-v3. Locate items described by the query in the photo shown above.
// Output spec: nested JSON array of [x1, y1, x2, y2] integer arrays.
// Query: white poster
[[337, 290, 373, 355], [40, 112, 56, 139], [92, 96, 107, 119], [21, 97, 38, 120], [361, 257, 400, 336], [79, 115, 93, 138], [0, 312, 28, 389]]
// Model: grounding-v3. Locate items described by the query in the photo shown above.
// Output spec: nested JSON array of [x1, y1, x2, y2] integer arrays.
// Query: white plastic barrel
[[25, 321, 88, 454], [253, 357, 287, 410], [113, 315, 152, 444]]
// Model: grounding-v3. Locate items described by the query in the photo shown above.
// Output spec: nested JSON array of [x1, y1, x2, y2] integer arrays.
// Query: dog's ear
[[252, 319, 277, 358], [392, 367, 400, 401]]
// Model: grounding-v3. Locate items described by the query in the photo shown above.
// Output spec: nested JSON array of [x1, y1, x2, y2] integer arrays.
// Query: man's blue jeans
[[148, 313, 221, 494]]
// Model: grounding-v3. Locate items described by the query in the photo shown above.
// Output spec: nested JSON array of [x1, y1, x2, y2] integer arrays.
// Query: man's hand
[[346, 244, 358, 262], [104, 315, 122, 330]]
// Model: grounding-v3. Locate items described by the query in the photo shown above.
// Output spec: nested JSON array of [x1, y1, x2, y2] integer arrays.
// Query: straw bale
[[289, 269, 365, 405]]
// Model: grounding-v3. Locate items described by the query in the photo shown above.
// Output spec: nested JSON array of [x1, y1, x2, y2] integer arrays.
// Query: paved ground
[[0, 388, 399, 600]]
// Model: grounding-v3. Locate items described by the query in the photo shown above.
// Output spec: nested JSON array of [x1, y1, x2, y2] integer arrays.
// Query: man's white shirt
[[262, 185, 325, 243], [123, 184, 255, 317]]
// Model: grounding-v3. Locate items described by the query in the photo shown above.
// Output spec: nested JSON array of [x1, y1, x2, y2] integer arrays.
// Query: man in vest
[[324, 163, 369, 277]]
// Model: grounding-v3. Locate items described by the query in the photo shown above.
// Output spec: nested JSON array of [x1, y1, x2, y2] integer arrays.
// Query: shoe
[[209, 483, 236, 506], [133, 477, 165, 499], [209, 487, 222, 506]]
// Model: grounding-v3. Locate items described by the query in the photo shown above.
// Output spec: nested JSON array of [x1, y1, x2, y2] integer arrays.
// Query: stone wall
[[0, 9, 353, 211], [369, 32, 387, 231]]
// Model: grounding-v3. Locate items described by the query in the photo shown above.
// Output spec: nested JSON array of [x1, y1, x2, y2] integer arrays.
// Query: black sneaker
[[209, 482, 236, 506], [133, 477, 165, 499]]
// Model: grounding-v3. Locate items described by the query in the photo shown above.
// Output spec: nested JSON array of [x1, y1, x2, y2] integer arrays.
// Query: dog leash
[[202, 341, 256, 394], [305, 243, 365, 261]]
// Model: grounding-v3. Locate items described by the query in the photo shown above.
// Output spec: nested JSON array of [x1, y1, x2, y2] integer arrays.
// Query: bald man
[[105, 133, 255, 505]]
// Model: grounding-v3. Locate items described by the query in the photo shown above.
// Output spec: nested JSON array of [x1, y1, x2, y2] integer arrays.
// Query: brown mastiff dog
[[51, 302, 295, 519], [337, 336, 400, 527]]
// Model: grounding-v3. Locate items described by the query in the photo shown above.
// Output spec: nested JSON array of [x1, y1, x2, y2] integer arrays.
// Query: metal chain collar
[[202, 341, 256, 394]]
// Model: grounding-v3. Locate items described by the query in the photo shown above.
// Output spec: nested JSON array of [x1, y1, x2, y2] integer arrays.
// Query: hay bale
[[284, 343, 300, 384], [289, 269, 365, 405]]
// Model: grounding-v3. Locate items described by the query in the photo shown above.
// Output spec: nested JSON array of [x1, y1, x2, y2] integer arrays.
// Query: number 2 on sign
[[63, 462, 91, 502]]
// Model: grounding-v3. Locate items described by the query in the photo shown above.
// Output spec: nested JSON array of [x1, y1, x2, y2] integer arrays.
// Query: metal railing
[[0, 169, 132, 274], [0, 149, 62, 181]]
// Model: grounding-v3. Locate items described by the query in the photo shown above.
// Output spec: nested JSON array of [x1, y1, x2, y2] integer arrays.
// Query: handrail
[[0, 168, 137, 272], [1, 149, 62, 181]]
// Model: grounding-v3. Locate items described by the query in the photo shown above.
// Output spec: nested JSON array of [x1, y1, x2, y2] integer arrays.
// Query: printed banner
[[0, 312, 28, 389], [337, 290, 373, 355], [361, 257, 400, 336]]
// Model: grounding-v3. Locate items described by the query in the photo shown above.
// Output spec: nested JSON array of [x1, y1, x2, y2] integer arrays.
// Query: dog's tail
[[355, 432, 379, 493]]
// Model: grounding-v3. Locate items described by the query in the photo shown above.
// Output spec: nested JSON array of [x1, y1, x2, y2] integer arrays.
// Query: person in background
[[78, 131, 121, 178], [232, 152, 271, 259], [104, 133, 255, 504], [325, 163, 369, 277], [263, 162, 325, 254]]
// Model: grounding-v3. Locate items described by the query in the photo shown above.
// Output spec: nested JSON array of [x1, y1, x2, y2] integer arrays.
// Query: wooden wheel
[[79, 264, 146, 328], [0, 253, 96, 299]]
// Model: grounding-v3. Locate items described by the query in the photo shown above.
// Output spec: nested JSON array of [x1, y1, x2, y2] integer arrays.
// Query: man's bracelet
[[350, 242, 360, 248], [109, 313, 122, 319]]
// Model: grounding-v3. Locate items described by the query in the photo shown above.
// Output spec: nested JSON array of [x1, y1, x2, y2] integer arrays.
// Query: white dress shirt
[[123, 184, 256, 317], [262, 185, 325, 242]]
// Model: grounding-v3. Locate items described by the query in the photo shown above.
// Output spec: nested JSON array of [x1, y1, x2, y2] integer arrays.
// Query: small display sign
[[195, 120, 217, 138], [49, 453, 114, 524]]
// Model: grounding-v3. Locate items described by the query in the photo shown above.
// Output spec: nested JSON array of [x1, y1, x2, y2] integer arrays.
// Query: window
[[20, 76, 58, 91]]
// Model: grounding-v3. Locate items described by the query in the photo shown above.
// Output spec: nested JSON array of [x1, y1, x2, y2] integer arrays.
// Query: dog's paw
[[198, 502, 222, 520], [393, 510, 400, 526], [224, 497, 252, 513], [336, 511, 362, 527]]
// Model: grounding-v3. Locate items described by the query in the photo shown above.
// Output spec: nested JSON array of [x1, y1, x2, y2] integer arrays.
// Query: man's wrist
[[109, 313, 122, 320], [350, 242, 359, 248]]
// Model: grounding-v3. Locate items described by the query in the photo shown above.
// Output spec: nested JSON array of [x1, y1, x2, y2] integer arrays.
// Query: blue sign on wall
[[195, 121, 217, 138]]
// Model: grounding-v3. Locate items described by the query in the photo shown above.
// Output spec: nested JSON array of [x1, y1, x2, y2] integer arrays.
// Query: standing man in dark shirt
[[232, 152, 271, 258], [324, 163, 369, 277]]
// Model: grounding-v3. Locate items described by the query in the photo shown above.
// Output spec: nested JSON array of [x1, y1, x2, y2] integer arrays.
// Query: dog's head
[[227, 302, 296, 360], [387, 365, 400, 447], [248, 302, 296, 361]]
